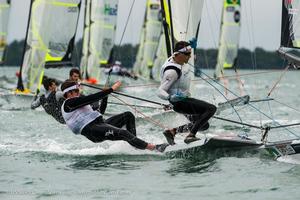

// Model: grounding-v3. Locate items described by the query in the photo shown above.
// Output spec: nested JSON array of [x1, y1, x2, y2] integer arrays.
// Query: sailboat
[[263, 0, 300, 160], [132, 0, 162, 80], [152, 0, 261, 154], [80, 0, 119, 84], [214, 0, 241, 80], [0, 0, 10, 64], [15, 0, 81, 96]]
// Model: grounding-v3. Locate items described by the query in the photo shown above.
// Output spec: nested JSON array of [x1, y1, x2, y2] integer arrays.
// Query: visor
[[174, 45, 192, 55], [62, 84, 80, 94]]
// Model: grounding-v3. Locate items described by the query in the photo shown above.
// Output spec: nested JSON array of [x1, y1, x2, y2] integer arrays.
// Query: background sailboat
[[80, 0, 119, 84], [214, 0, 244, 97], [132, 0, 162, 80], [214, 0, 241, 79], [16, 0, 81, 95], [0, 0, 10, 64]]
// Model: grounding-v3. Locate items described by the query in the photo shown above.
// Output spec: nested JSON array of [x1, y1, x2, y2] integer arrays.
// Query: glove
[[169, 92, 188, 103], [189, 37, 197, 49], [163, 104, 173, 111]]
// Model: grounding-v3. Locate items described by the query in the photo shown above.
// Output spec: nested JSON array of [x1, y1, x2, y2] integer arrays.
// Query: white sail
[[133, 0, 162, 79], [152, 34, 167, 81], [0, 0, 10, 64], [80, 0, 119, 83], [16, 0, 81, 93], [168, 0, 203, 43], [214, 0, 241, 79]]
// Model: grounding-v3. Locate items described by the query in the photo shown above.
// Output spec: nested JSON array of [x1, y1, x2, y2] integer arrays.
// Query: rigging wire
[[267, 65, 290, 97], [109, 93, 169, 130], [108, 101, 161, 109], [118, 70, 284, 90], [188, 63, 300, 139], [118, 0, 136, 46]]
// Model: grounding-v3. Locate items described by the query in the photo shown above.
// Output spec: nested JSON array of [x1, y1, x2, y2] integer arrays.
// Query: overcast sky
[[7, 0, 281, 51]]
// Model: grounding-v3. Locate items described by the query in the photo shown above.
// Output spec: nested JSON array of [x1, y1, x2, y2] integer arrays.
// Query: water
[[1, 67, 300, 200]]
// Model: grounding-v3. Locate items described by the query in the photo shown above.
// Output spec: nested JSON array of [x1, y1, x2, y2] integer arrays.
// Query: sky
[[7, 0, 281, 51]]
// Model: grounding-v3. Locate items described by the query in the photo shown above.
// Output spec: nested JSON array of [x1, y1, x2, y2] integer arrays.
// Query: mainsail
[[16, 0, 81, 93], [0, 0, 10, 64], [80, 0, 119, 82], [133, 0, 162, 79], [279, 0, 300, 67], [214, 0, 241, 79]]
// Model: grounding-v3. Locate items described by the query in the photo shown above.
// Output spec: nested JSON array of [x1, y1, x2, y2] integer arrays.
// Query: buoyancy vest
[[160, 57, 191, 96], [61, 98, 101, 134]]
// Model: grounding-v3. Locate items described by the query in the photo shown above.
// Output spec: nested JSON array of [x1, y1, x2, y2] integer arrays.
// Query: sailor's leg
[[82, 122, 147, 149], [104, 111, 136, 136], [187, 99, 216, 135], [172, 98, 216, 136]]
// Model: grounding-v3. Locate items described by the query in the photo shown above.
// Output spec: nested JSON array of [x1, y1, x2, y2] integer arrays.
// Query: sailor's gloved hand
[[169, 93, 188, 103], [189, 37, 197, 49], [163, 104, 173, 111]]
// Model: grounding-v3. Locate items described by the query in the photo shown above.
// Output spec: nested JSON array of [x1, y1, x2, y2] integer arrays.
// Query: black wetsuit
[[32, 92, 65, 124], [171, 98, 216, 135], [62, 89, 148, 150]]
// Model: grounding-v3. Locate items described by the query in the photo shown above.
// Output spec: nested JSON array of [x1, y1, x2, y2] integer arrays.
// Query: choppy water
[[1, 67, 300, 200]]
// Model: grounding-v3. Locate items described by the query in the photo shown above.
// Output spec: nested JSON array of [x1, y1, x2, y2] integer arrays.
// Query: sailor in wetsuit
[[31, 77, 65, 124], [157, 41, 217, 144], [61, 80, 168, 152], [104, 61, 138, 80]]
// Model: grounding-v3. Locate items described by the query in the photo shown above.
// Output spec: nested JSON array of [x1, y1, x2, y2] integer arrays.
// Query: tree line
[[2, 39, 286, 70]]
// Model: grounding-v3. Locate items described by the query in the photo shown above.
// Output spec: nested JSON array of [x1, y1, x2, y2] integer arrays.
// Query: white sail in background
[[152, 34, 167, 81], [0, 0, 10, 64], [80, 0, 119, 83], [133, 0, 162, 80], [214, 0, 241, 79], [16, 0, 81, 93]]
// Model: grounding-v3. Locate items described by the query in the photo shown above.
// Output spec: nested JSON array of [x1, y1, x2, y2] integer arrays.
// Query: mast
[[80, 0, 92, 80], [16, 0, 33, 91], [160, 0, 172, 56]]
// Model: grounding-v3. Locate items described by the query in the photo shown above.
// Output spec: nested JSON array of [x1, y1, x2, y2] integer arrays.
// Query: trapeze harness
[[159, 57, 217, 136]]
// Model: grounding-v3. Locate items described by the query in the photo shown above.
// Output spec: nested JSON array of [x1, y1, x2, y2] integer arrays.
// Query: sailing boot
[[184, 134, 201, 144], [163, 129, 176, 145]]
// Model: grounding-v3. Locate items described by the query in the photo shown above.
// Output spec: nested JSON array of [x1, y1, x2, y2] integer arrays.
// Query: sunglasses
[[181, 52, 191, 56]]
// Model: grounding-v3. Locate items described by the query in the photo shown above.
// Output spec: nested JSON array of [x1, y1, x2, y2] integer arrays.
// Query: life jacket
[[160, 57, 191, 96], [61, 98, 101, 134]]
